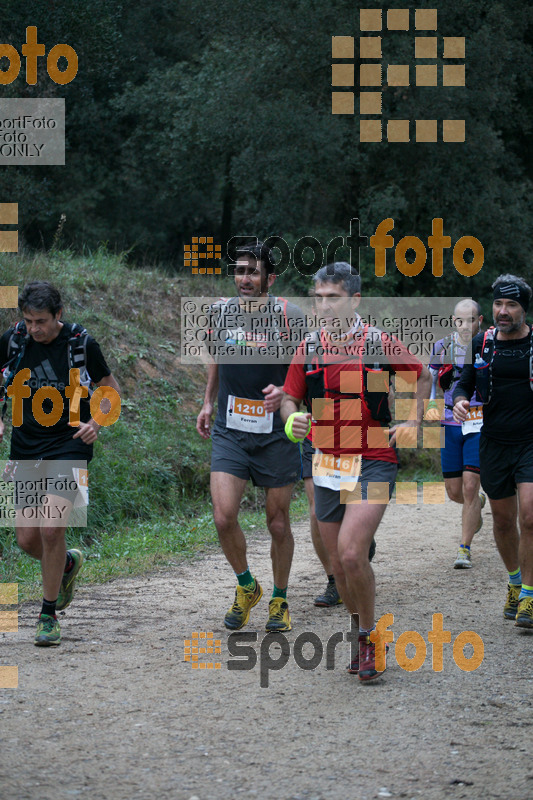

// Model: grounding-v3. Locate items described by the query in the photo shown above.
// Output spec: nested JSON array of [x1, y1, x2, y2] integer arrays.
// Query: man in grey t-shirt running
[[196, 242, 304, 633]]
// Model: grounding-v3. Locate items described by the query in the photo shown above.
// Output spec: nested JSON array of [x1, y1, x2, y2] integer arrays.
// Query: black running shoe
[[314, 580, 342, 607]]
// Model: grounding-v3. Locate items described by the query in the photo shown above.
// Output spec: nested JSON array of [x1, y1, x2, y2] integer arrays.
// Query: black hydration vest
[[474, 325, 533, 404], [303, 326, 392, 425]]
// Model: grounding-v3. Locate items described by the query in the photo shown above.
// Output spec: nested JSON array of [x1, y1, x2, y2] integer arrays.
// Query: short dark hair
[[235, 241, 276, 275], [454, 298, 482, 317], [18, 281, 63, 316], [313, 262, 361, 296]]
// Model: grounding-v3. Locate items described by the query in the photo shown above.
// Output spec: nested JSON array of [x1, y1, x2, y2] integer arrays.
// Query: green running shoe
[[56, 549, 84, 611], [34, 614, 61, 647]]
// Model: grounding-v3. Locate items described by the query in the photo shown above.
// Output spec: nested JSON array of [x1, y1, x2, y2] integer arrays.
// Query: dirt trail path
[[2, 498, 532, 800]]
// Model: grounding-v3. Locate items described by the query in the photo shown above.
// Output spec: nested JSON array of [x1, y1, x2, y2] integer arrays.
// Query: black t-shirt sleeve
[[85, 337, 112, 383], [453, 363, 476, 402]]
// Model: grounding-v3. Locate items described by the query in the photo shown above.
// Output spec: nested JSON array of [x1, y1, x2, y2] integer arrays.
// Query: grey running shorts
[[3, 458, 88, 510], [314, 459, 398, 523], [211, 427, 301, 487], [301, 437, 313, 480]]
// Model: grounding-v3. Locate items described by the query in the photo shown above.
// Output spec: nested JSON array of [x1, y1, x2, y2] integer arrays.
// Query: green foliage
[[0, 0, 529, 302]]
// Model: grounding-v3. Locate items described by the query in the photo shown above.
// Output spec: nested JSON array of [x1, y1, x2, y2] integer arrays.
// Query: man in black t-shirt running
[[0, 282, 120, 647], [453, 274, 533, 629]]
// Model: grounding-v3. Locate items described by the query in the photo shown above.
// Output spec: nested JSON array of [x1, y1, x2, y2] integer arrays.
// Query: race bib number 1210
[[226, 395, 273, 433]]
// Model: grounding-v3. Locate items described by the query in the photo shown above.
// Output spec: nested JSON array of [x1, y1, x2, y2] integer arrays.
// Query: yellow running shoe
[[504, 583, 521, 620], [265, 597, 292, 632], [515, 597, 533, 628], [224, 580, 263, 630]]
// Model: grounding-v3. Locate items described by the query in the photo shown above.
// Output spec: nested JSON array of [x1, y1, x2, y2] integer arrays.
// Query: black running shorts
[[479, 435, 533, 499]]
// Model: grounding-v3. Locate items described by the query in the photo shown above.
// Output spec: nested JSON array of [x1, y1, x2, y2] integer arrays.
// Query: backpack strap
[[65, 322, 92, 393], [474, 327, 496, 404], [481, 327, 495, 361], [302, 325, 391, 424], [1, 322, 30, 419], [272, 296, 290, 339], [361, 325, 392, 425], [304, 330, 321, 372], [478, 325, 533, 400], [4, 321, 29, 370]]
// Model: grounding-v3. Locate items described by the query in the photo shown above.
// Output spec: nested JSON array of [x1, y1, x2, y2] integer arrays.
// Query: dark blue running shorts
[[440, 424, 481, 479]]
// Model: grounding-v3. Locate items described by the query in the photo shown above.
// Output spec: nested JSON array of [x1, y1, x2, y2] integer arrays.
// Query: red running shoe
[[348, 641, 388, 675], [358, 633, 386, 682]]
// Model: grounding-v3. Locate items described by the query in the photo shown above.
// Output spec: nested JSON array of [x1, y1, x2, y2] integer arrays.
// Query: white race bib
[[312, 450, 362, 491], [226, 395, 273, 433], [72, 467, 89, 507], [462, 406, 483, 435]]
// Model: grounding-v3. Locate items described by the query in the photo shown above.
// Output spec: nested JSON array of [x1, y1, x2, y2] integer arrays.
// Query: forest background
[[1, 0, 532, 299]]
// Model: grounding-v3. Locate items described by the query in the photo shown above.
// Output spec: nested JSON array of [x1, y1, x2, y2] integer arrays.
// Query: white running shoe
[[454, 546, 472, 569]]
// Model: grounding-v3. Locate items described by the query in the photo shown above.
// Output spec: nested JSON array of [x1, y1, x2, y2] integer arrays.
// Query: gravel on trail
[[2, 498, 532, 800]]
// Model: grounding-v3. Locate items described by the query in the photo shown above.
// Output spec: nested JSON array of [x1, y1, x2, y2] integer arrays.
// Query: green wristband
[[285, 412, 312, 443]]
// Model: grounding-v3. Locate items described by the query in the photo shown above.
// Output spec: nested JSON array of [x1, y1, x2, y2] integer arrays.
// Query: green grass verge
[[0, 491, 311, 602], [0, 247, 440, 600]]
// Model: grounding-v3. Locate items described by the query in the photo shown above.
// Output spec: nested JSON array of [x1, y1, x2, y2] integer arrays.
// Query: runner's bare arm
[[196, 363, 219, 439], [72, 373, 121, 444], [452, 397, 470, 423], [280, 393, 311, 438], [424, 370, 442, 421], [262, 384, 285, 413], [280, 393, 300, 422], [389, 366, 432, 447]]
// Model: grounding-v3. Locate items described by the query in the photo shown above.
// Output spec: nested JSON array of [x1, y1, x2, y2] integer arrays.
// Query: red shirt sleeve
[[382, 332, 425, 377], [283, 340, 308, 400]]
